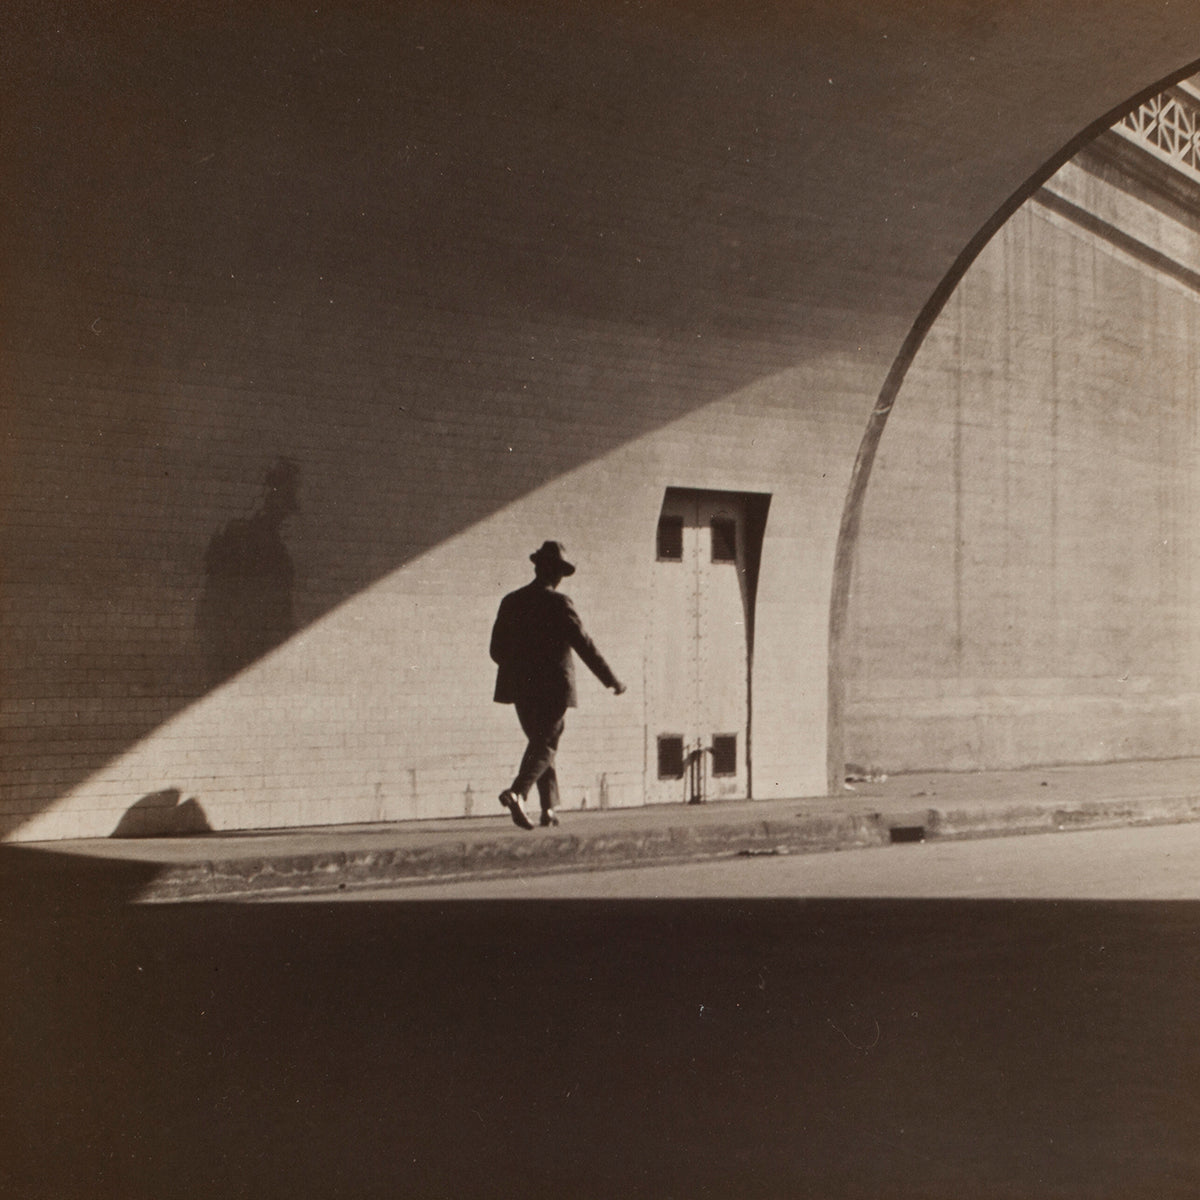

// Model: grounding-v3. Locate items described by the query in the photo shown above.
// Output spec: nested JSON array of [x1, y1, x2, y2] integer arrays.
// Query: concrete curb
[[136, 792, 1200, 902]]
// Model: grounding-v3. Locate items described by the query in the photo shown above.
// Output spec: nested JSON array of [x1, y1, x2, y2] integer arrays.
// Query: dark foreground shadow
[[2, 856, 1198, 1200]]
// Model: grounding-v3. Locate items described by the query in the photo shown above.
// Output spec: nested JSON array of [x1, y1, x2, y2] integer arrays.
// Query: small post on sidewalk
[[687, 740, 707, 805]]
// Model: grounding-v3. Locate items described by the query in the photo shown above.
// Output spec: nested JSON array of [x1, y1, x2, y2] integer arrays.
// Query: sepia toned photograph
[[2, 2, 1199, 1196]]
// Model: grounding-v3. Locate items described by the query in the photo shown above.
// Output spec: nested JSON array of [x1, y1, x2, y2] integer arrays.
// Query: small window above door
[[657, 515, 684, 561], [710, 517, 737, 563]]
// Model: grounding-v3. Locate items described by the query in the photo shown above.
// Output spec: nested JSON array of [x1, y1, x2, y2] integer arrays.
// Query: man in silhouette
[[490, 541, 626, 830]]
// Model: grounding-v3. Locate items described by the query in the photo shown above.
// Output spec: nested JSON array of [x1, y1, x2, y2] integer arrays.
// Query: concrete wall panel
[[846, 163, 1200, 771]]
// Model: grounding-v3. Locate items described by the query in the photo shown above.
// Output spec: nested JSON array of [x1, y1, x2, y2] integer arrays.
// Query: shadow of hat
[[530, 540, 575, 575]]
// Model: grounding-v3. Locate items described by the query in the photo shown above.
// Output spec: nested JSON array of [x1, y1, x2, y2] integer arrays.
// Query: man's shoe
[[540, 809, 559, 828], [499, 789, 534, 831]]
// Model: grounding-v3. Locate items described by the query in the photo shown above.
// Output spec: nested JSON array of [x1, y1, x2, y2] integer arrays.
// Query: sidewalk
[[12, 758, 1200, 902]]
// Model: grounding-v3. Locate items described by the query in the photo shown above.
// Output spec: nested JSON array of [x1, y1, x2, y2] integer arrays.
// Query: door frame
[[646, 486, 771, 802]]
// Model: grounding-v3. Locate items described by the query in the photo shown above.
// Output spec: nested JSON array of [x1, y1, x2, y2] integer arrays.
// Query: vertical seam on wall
[[954, 285, 965, 669]]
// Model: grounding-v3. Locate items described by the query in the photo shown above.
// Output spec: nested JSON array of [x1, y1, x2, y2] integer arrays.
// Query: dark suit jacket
[[490, 580, 618, 708]]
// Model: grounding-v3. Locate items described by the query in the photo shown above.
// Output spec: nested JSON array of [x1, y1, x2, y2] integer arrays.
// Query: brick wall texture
[[3, 2, 1200, 838]]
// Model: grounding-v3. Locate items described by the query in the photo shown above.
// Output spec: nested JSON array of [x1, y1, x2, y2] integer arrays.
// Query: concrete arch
[[827, 54, 1200, 790]]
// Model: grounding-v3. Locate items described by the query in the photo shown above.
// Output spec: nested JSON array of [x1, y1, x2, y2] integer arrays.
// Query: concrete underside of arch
[[2, 0, 1198, 839]]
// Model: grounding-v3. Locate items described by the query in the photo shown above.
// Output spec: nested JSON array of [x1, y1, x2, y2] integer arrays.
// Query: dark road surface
[[3, 841, 1199, 1199]]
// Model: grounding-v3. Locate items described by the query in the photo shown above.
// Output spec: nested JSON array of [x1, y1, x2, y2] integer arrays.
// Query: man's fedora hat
[[530, 540, 575, 575]]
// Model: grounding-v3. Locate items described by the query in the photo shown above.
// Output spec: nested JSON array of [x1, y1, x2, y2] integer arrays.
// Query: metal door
[[644, 490, 750, 803]]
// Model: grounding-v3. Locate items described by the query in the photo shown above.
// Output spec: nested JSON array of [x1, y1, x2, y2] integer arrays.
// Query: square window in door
[[711, 734, 738, 776], [657, 735, 685, 779], [710, 517, 737, 563], [657, 515, 684, 561]]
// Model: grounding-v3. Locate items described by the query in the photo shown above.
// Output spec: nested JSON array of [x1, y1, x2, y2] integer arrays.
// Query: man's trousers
[[511, 697, 567, 813]]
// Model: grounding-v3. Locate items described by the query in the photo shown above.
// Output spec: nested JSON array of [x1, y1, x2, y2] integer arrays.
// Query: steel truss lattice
[[1116, 86, 1200, 181]]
